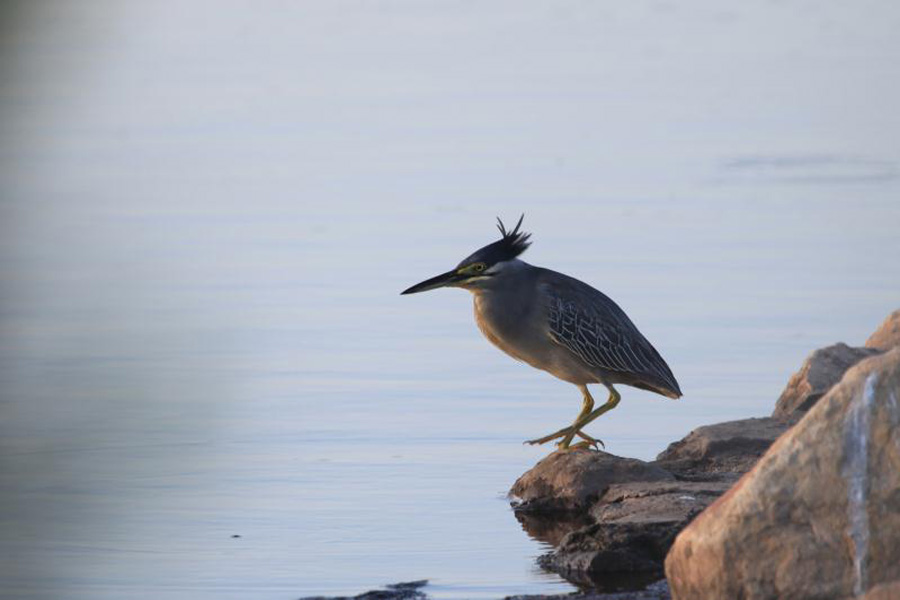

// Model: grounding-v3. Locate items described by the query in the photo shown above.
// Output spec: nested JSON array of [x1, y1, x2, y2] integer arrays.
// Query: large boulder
[[856, 581, 900, 600], [866, 309, 900, 350], [665, 348, 900, 600], [771, 343, 882, 420], [509, 450, 674, 513], [654, 417, 789, 480]]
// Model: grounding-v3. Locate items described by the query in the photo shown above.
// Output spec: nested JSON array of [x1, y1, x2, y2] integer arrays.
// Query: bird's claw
[[524, 427, 604, 450], [557, 436, 604, 452], [576, 431, 605, 449], [564, 441, 597, 451]]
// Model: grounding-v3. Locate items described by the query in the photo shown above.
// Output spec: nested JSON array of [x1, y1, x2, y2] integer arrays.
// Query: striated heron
[[401, 215, 681, 450]]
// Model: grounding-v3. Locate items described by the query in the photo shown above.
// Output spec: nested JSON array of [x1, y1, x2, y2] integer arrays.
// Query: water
[[1, 2, 899, 599]]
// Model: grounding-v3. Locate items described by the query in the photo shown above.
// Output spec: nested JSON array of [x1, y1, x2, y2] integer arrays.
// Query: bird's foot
[[575, 430, 605, 449], [564, 440, 598, 451], [524, 427, 571, 446], [556, 432, 604, 451], [525, 427, 604, 450]]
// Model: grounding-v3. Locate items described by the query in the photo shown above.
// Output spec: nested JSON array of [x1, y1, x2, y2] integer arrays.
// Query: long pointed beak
[[401, 269, 462, 295]]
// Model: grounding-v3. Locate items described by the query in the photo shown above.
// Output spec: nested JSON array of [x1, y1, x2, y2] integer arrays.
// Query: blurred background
[[1, 1, 898, 599]]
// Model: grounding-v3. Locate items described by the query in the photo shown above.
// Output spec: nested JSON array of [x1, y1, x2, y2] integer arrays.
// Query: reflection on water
[[514, 509, 595, 550], [514, 501, 666, 592], [1, 1, 899, 599]]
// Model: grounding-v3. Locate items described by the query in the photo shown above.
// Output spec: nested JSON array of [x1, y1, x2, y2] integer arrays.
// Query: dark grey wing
[[540, 271, 681, 397]]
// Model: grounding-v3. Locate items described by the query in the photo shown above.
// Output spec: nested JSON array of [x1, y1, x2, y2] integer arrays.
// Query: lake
[[1, 1, 898, 599]]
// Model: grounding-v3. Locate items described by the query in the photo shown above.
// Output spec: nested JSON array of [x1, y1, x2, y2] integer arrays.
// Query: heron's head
[[401, 214, 532, 295]]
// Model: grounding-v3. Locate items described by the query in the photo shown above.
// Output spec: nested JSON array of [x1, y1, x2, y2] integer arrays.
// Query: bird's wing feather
[[541, 273, 681, 395]]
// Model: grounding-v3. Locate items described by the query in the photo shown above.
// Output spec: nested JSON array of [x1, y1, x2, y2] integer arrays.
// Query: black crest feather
[[456, 213, 532, 268], [494, 214, 531, 260]]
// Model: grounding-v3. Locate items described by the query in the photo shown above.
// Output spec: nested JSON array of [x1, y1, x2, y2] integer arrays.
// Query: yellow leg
[[526, 385, 608, 449], [557, 384, 621, 449]]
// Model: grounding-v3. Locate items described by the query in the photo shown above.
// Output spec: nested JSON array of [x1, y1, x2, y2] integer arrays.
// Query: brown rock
[[665, 348, 900, 600], [509, 450, 674, 513], [772, 343, 882, 420], [866, 309, 900, 350], [654, 417, 788, 480], [856, 581, 900, 600]]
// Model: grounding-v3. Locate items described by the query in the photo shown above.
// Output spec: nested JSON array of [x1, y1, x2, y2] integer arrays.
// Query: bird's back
[[536, 267, 682, 398]]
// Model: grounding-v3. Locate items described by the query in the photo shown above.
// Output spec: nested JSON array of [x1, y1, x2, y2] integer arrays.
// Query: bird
[[401, 215, 682, 451]]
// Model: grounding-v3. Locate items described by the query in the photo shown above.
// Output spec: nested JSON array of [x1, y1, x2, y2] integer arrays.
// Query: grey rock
[[866, 309, 900, 350], [539, 481, 729, 580], [509, 450, 674, 513], [653, 417, 788, 480], [590, 481, 732, 524], [540, 520, 670, 574], [772, 342, 882, 420]]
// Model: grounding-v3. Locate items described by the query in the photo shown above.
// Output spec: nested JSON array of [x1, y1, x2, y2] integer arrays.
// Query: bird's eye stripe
[[459, 263, 486, 274]]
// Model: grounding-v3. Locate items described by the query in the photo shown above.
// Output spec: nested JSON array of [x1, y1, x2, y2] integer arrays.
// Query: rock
[[772, 343, 883, 420], [540, 520, 673, 576], [856, 581, 900, 600], [539, 481, 730, 580], [653, 417, 788, 480], [866, 309, 900, 350], [299, 580, 428, 600], [665, 348, 900, 600], [590, 481, 733, 524], [516, 422, 779, 586], [509, 450, 674, 513]]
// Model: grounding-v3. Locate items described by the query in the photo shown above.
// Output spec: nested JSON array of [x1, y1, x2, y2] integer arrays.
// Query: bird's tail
[[635, 380, 682, 399]]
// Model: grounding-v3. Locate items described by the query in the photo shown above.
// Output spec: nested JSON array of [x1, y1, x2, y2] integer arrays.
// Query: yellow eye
[[473, 263, 486, 272]]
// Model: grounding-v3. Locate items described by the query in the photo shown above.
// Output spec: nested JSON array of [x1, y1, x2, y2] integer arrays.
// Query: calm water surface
[[1, 2, 899, 599]]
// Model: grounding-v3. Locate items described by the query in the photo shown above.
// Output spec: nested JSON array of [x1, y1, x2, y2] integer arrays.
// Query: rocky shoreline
[[303, 309, 900, 600], [509, 415, 789, 589], [511, 308, 900, 599]]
